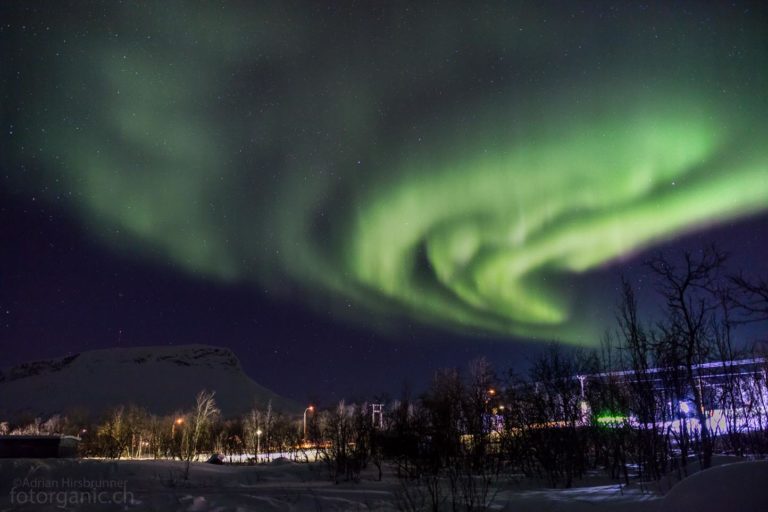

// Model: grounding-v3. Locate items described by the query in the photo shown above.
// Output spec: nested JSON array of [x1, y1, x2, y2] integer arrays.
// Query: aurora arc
[[3, 2, 767, 345]]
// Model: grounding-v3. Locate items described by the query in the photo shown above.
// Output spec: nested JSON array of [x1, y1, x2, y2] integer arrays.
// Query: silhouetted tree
[[647, 246, 727, 469], [181, 390, 219, 479]]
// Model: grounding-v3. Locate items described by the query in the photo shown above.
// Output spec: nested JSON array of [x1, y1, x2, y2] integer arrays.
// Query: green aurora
[[3, 2, 767, 345]]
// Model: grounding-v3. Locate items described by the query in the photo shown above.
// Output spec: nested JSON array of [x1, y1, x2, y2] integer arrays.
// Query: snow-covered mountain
[[0, 345, 298, 418]]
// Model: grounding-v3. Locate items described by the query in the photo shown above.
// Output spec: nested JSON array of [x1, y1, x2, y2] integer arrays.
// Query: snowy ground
[[1, 457, 765, 511]]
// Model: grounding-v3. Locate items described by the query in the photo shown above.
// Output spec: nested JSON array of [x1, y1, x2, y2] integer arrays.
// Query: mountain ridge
[[0, 344, 299, 419]]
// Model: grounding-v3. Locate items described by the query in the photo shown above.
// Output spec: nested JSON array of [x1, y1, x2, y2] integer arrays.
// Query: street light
[[172, 417, 184, 436], [256, 429, 262, 463], [303, 405, 314, 441], [484, 388, 497, 408]]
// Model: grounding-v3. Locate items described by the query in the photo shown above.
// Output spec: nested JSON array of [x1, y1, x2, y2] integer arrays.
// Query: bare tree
[[463, 357, 498, 469], [730, 272, 768, 322], [647, 246, 727, 469], [525, 344, 592, 487], [615, 278, 668, 482], [243, 406, 261, 463], [97, 406, 130, 459], [181, 390, 220, 479], [243, 400, 274, 463]]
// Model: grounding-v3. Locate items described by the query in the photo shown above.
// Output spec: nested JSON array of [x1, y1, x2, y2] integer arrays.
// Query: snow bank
[[660, 460, 768, 512]]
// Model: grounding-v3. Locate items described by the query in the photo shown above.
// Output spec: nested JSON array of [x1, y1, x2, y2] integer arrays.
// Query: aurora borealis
[[2, 1, 767, 353]]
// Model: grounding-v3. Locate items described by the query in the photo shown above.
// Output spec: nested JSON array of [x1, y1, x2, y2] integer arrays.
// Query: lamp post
[[171, 417, 184, 436], [303, 405, 314, 442], [484, 389, 496, 433], [486, 388, 496, 407], [577, 375, 588, 423], [256, 429, 262, 463], [171, 417, 184, 459]]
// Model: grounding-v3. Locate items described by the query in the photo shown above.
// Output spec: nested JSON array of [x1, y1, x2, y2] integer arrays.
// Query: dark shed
[[0, 435, 79, 458]]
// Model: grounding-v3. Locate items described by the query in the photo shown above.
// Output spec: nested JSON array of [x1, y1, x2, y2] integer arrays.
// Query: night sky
[[2, 1, 767, 404]]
